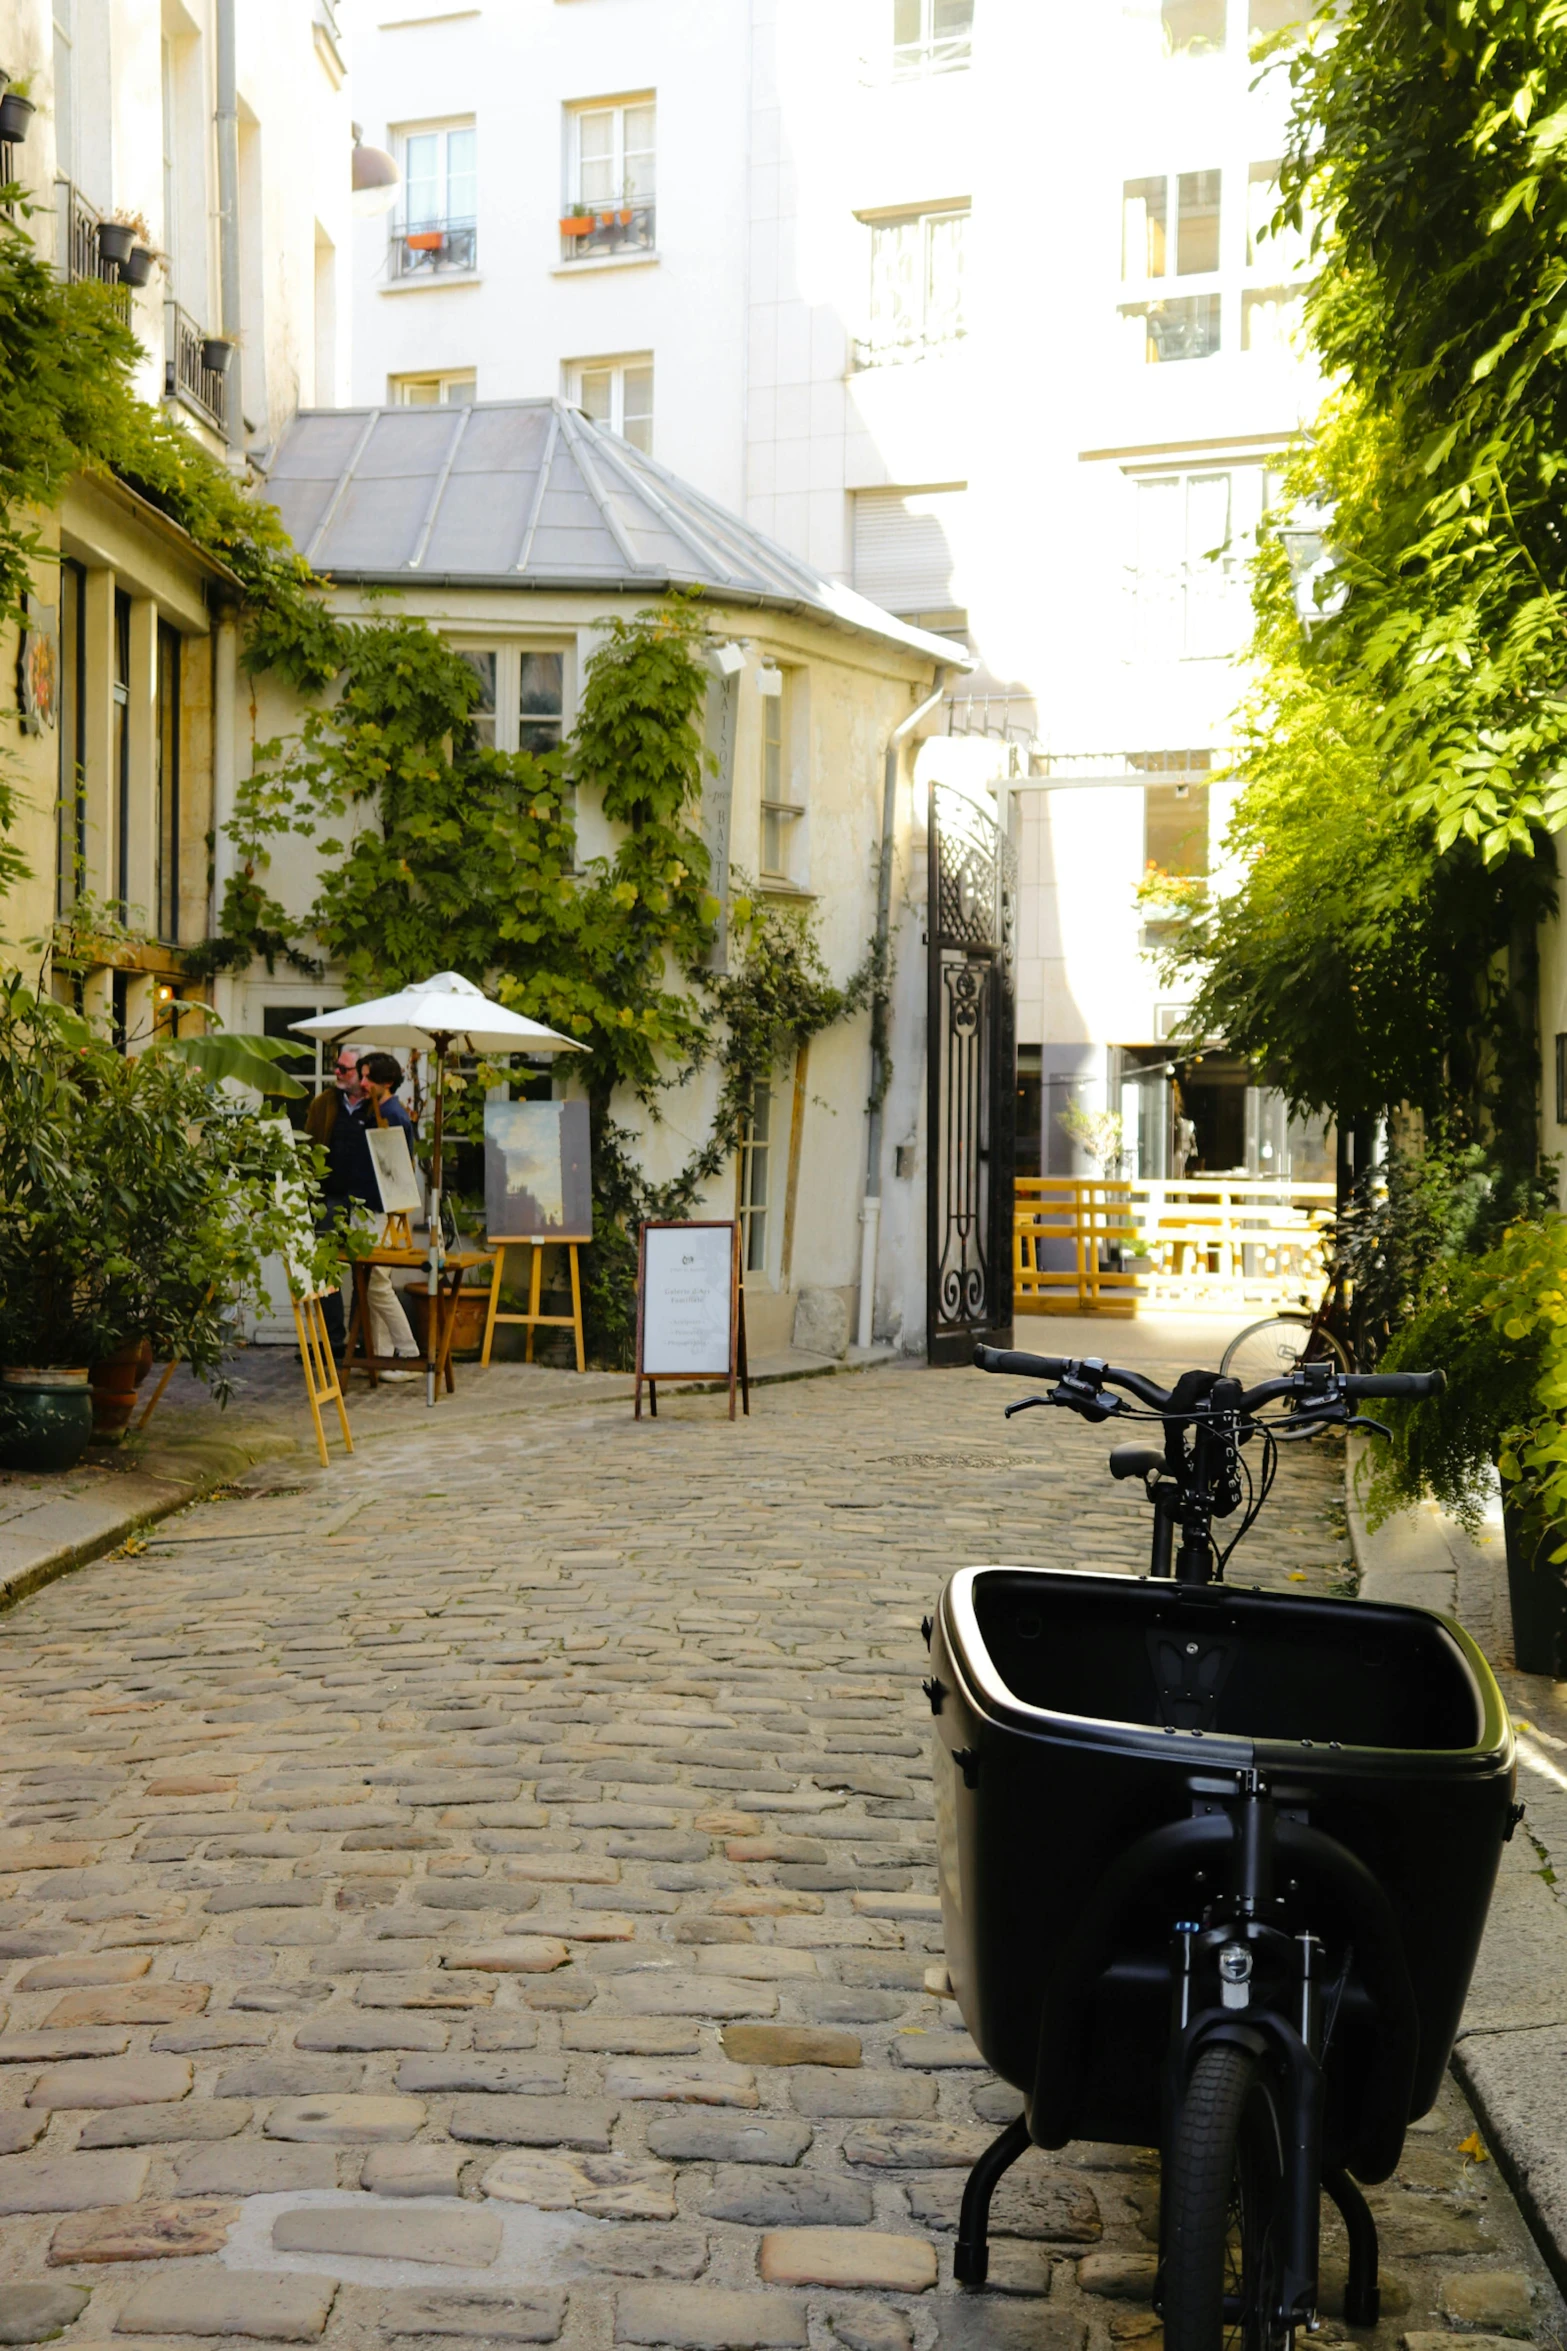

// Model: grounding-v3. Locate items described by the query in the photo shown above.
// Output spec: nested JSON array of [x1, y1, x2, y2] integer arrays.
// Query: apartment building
[[0, 0, 350, 1035], [344, 0, 1327, 1196]]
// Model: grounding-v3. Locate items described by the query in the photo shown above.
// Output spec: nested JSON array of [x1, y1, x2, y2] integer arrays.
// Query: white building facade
[[342, 0, 1328, 1206]]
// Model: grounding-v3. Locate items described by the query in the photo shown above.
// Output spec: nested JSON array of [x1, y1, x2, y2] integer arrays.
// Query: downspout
[[215, 0, 243, 457], [210, 601, 239, 1029], [857, 665, 953, 1352]]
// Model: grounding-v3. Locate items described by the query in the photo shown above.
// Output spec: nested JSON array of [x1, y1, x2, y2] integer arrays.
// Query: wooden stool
[[481, 1238, 587, 1372]]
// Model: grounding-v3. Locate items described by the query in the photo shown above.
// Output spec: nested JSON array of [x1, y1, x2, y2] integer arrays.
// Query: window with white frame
[[758, 665, 806, 885], [1126, 468, 1281, 659], [1242, 159, 1311, 354], [392, 121, 477, 278], [456, 645, 569, 757], [738, 1081, 773, 1275], [892, 0, 973, 75], [857, 205, 968, 368], [1120, 169, 1222, 362], [390, 370, 476, 406], [561, 97, 655, 259], [569, 354, 653, 452]]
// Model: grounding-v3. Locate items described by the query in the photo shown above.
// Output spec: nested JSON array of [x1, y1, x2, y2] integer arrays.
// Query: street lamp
[[351, 123, 400, 219], [1273, 500, 1345, 632]]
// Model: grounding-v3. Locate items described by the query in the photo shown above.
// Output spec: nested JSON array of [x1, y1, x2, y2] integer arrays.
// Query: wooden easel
[[381, 1210, 414, 1250], [481, 1237, 588, 1372], [291, 1290, 353, 1466]]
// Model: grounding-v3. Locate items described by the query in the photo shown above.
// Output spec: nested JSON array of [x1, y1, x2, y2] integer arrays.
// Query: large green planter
[[0, 1369, 94, 1472]]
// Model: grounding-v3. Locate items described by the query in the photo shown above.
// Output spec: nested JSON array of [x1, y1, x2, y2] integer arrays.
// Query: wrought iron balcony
[[55, 177, 126, 296], [558, 200, 655, 264], [163, 301, 228, 436], [389, 218, 478, 280], [850, 322, 966, 371]]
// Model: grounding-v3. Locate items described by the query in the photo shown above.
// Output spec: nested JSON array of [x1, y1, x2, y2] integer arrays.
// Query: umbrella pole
[[427, 1042, 448, 1409]]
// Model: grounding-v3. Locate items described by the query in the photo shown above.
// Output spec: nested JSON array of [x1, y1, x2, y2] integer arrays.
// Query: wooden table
[[343, 1245, 494, 1397]]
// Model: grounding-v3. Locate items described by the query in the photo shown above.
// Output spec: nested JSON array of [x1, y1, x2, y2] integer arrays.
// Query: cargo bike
[[926, 1345, 1519, 2351]]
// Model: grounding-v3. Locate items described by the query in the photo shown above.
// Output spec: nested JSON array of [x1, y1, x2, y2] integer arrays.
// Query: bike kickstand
[[1323, 2165, 1380, 2326], [955, 2114, 1031, 2286]]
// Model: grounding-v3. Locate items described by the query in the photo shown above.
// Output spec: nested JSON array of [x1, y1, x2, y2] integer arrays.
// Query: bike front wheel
[[1220, 1313, 1350, 1388], [1163, 2041, 1291, 2351]]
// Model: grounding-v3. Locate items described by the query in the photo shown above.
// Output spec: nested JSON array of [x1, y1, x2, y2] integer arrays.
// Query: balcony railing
[[163, 301, 228, 436], [389, 218, 478, 280], [851, 322, 965, 370], [558, 200, 655, 264], [891, 28, 972, 76], [55, 177, 125, 294]]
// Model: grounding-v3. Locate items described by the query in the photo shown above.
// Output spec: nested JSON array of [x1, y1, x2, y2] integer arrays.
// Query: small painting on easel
[[485, 1099, 591, 1239], [366, 1125, 423, 1215]]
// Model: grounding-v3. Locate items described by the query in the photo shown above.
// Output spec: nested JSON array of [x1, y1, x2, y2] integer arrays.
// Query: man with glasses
[[304, 1046, 366, 1360]]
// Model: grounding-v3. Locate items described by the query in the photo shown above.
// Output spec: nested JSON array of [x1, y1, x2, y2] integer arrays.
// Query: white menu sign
[[641, 1225, 734, 1375]]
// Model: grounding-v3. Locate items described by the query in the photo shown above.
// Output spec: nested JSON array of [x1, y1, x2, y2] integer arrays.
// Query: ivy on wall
[[0, 187, 880, 1368]]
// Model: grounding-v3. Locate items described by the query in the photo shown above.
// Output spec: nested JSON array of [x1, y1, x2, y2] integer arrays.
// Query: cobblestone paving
[[0, 1340, 1558, 2351]]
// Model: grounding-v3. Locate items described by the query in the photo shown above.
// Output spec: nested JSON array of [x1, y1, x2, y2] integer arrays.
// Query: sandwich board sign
[[634, 1219, 749, 1421]]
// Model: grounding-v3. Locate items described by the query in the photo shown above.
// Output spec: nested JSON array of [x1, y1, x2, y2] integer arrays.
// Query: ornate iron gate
[[927, 782, 1017, 1365]]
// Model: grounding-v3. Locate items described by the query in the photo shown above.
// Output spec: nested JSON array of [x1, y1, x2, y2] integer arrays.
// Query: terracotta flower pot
[[403, 1286, 488, 1362], [0, 1369, 93, 1472], [89, 1337, 154, 1443]]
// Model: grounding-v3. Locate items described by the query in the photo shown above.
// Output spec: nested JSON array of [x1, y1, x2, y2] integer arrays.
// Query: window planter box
[[405, 229, 445, 251], [560, 214, 593, 237]]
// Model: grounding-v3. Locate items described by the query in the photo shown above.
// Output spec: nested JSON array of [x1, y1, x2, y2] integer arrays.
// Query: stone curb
[[0, 1422, 301, 1614], [1345, 1440, 1567, 2298]]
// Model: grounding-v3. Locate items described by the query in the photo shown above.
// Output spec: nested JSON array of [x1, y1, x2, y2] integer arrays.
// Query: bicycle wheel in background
[[1162, 2041, 1291, 2351], [1220, 1314, 1350, 1387]]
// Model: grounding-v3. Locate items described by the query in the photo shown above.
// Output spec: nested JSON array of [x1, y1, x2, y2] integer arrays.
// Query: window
[[1162, 0, 1225, 51], [1144, 779, 1210, 878], [892, 0, 973, 75], [390, 370, 477, 405], [1121, 169, 1223, 361], [738, 1082, 773, 1274], [456, 646, 567, 757], [55, 558, 85, 916], [155, 623, 180, 943], [1128, 469, 1274, 658], [570, 354, 653, 453], [1242, 162, 1311, 353], [562, 98, 655, 260], [759, 667, 805, 884], [852, 485, 968, 623], [53, 0, 74, 183], [392, 121, 477, 278], [858, 205, 968, 367]]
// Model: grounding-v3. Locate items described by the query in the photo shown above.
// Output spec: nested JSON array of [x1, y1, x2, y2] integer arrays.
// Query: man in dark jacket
[[304, 1046, 364, 1356], [344, 1053, 423, 1376]]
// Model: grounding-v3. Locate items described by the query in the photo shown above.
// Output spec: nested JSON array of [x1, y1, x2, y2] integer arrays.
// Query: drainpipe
[[210, 602, 239, 1029], [216, 0, 243, 457], [856, 666, 953, 1353]]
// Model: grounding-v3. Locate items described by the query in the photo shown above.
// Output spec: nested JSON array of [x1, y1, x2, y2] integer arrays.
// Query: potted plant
[[119, 242, 159, 288], [559, 202, 593, 238], [1362, 1216, 1567, 1673], [0, 76, 35, 145], [405, 226, 445, 252], [0, 980, 332, 1471], [97, 208, 148, 267], [201, 332, 236, 375]]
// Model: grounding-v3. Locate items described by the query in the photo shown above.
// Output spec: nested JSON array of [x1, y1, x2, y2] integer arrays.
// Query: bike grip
[[973, 1344, 1070, 1380], [1344, 1369, 1447, 1401]]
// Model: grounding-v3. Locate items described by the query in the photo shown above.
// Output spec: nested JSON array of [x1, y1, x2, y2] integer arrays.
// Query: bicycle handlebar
[[972, 1344, 1446, 1413]]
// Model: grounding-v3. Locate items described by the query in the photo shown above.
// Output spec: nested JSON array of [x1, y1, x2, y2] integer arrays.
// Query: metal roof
[[260, 399, 967, 665]]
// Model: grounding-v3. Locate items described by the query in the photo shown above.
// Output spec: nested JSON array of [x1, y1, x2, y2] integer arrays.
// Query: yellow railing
[[1015, 1176, 1335, 1316]]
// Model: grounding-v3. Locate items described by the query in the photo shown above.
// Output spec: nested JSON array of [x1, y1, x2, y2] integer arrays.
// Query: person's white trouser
[[367, 1266, 419, 1359]]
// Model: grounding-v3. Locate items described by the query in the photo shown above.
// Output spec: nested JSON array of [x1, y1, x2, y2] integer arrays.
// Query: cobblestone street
[[0, 1329, 1558, 2351]]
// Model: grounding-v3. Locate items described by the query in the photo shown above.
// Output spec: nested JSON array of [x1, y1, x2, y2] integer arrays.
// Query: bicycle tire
[[1163, 2041, 1290, 2351], [1220, 1314, 1350, 1387]]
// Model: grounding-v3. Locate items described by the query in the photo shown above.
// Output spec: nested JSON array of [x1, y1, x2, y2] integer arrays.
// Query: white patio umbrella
[[291, 974, 583, 1405]]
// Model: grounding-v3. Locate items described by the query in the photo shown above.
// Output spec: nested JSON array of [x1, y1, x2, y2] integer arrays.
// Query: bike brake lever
[[1343, 1415, 1392, 1440], [1003, 1395, 1050, 1419]]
